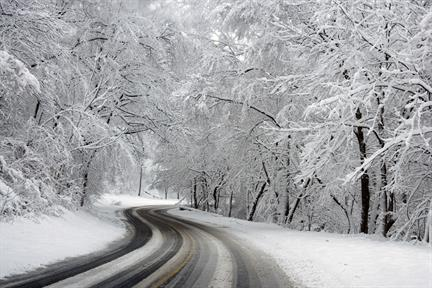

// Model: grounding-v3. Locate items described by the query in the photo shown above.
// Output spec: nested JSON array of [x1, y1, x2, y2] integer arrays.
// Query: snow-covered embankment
[[170, 207, 432, 288], [0, 193, 177, 279]]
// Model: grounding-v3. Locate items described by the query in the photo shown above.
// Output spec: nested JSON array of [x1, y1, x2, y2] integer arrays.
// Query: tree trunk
[[192, 177, 198, 209], [331, 194, 351, 234], [374, 97, 395, 236], [287, 177, 311, 224], [283, 138, 291, 223], [284, 189, 290, 223], [213, 174, 224, 211], [33, 99, 40, 119], [80, 170, 89, 207], [200, 175, 208, 211], [138, 165, 143, 196], [80, 151, 96, 207], [370, 173, 380, 234], [355, 108, 370, 234], [381, 161, 396, 235], [213, 186, 219, 211], [228, 189, 234, 217], [423, 201, 431, 243], [247, 182, 267, 221], [287, 193, 302, 224], [377, 41, 396, 236]]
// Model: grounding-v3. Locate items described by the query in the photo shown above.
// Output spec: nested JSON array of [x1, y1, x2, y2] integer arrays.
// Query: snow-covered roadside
[[0, 209, 124, 278], [0, 193, 178, 279], [97, 193, 179, 208], [169, 207, 432, 288]]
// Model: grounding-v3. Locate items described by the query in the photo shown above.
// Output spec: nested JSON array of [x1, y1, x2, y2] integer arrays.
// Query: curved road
[[0, 206, 292, 288]]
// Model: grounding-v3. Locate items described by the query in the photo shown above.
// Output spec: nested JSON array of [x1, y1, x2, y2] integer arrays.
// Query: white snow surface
[[0, 208, 125, 278], [169, 207, 432, 288], [97, 193, 179, 208], [1, 193, 430, 288], [0, 193, 178, 279]]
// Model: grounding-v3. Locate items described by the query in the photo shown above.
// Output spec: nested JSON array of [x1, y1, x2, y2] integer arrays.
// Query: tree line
[[1, 0, 431, 242], [153, 0, 432, 242]]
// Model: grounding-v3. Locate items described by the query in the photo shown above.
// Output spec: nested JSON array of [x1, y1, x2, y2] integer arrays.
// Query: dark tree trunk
[[247, 182, 267, 221], [287, 193, 302, 223], [213, 175, 224, 211], [33, 100, 40, 119], [355, 108, 370, 234], [376, 99, 395, 236], [284, 187, 290, 223], [80, 170, 89, 207], [287, 177, 311, 224], [213, 186, 219, 211], [383, 184, 396, 235], [80, 151, 96, 207], [201, 176, 209, 211], [377, 40, 396, 236], [192, 177, 198, 209], [213, 174, 224, 211], [247, 162, 271, 221], [138, 165, 143, 196], [283, 138, 291, 223], [228, 189, 234, 217], [331, 194, 351, 234]]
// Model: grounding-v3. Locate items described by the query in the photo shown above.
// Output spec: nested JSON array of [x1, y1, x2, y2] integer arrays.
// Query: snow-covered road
[[1, 205, 290, 288], [1, 194, 430, 288], [170, 207, 432, 288]]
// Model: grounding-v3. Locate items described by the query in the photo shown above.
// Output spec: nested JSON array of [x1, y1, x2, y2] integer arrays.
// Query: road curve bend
[[0, 206, 293, 288]]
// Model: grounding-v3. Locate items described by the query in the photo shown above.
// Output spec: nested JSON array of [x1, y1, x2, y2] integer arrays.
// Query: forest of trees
[[1, 0, 431, 243]]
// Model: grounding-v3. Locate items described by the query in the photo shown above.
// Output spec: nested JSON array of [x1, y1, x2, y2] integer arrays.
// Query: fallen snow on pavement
[[169, 207, 432, 288], [47, 209, 164, 288], [0, 193, 178, 279]]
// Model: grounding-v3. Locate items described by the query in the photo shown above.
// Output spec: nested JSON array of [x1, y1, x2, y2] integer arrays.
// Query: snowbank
[[0, 209, 124, 278], [170, 207, 432, 288], [0, 193, 178, 279]]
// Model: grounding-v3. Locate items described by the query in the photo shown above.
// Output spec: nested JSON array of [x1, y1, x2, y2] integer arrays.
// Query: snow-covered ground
[[0, 209, 123, 278], [1, 193, 430, 288], [170, 207, 432, 288], [0, 193, 178, 279], [97, 193, 179, 208]]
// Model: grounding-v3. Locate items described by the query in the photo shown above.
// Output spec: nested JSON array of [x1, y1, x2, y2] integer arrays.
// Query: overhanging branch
[[206, 95, 281, 128]]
